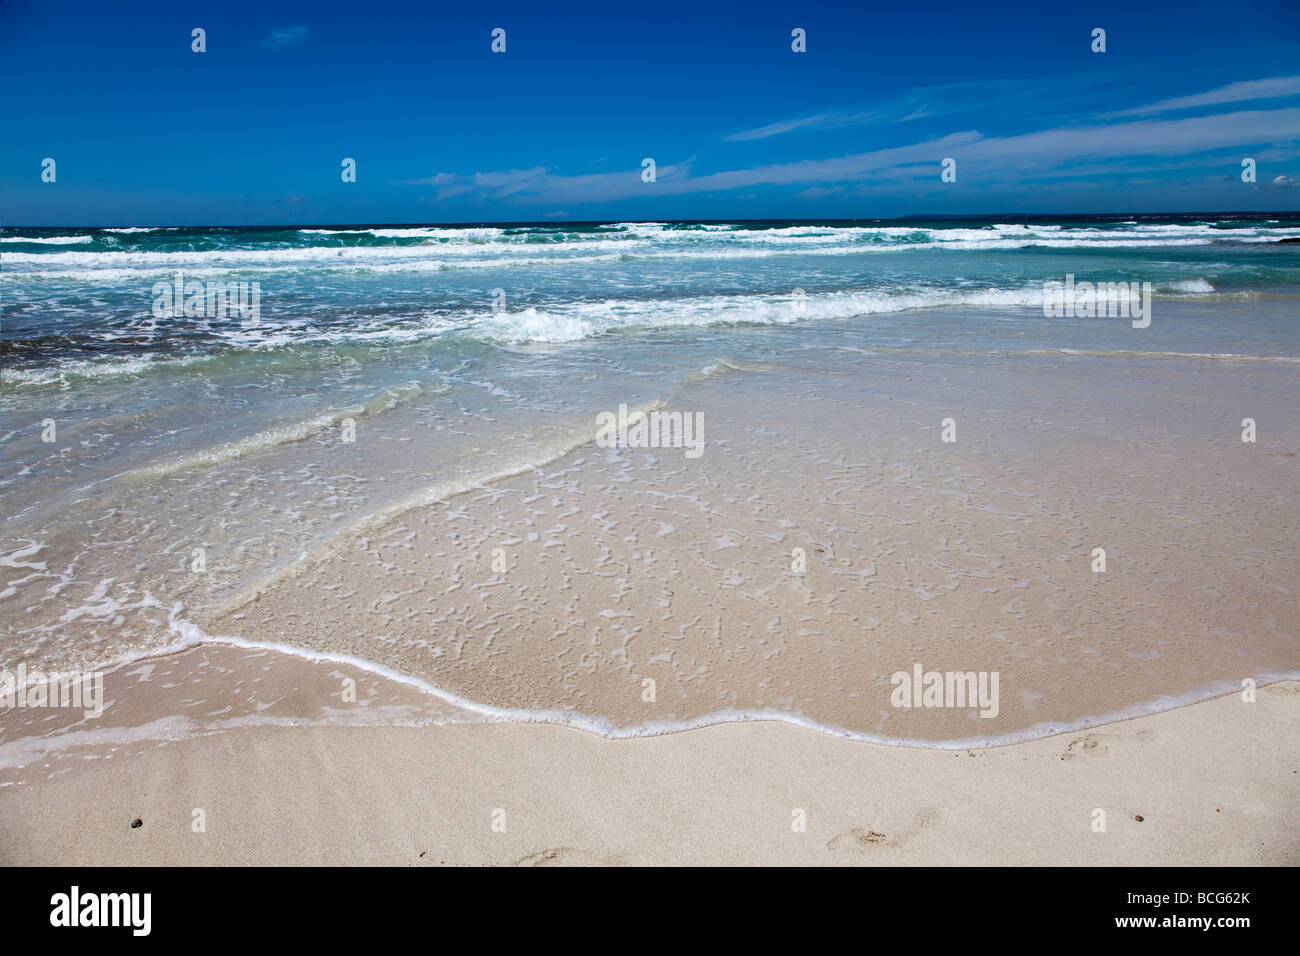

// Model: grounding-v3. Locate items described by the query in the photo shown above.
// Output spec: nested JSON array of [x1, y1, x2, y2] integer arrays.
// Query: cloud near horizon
[[414, 107, 1300, 205]]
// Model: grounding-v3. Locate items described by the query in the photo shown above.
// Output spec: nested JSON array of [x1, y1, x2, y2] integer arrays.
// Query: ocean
[[3, 214, 1299, 745]]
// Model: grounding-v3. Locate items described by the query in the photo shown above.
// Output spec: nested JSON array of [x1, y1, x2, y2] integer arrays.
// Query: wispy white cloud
[[261, 26, 309, 50], [1108, 76, 1300, 117], [726, 112, 882, 142], [415, 108, 1300, 205], [724, 76, 1107, 142]]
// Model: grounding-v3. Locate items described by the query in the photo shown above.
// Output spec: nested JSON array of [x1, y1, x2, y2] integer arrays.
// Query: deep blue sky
[[2, 0, 1299, 225]]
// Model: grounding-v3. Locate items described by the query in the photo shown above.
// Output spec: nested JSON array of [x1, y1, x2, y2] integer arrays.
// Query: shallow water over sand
[[186, 325, 1299, 741]]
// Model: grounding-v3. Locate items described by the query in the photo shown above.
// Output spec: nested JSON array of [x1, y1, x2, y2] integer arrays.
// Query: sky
[[2, 0, 1299, 225]]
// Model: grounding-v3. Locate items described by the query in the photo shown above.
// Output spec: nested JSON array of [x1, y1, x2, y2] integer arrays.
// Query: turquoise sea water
[[5, 216, 1300, 378]]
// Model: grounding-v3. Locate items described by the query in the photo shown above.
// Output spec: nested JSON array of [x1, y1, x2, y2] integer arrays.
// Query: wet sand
[[4, 307, 1298, 864], [202, 353, 1300, 743]]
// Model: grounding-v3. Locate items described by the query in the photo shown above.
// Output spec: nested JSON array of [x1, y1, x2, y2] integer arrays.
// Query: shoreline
[[6, 636, 1300, 757], [4, 291, 1298, 865], [2, 668, 1295, 866]]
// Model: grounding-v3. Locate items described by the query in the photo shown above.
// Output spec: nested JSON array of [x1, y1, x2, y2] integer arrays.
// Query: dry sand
[[1, 645, 1294, 866]]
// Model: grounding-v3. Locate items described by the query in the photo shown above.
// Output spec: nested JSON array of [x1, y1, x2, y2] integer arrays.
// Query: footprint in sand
[[827, 808, 939, 853], [513, 847, 630, 867], [1061, 734, 1108, 760], [826, 827, 888, 851]]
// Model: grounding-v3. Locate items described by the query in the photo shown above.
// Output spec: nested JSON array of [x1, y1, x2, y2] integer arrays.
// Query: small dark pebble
[[130, 818, 143, 829], [1134, 814, 1144, 822]]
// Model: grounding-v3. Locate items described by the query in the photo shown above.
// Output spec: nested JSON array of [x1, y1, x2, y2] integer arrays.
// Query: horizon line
[[4, 209, 1299, 231]]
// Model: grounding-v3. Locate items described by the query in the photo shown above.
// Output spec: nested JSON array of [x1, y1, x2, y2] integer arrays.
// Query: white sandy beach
[[4, 230, 1299, 869], [1, 652, 1294, 866]]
